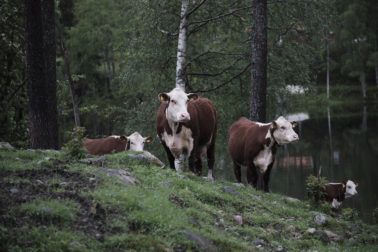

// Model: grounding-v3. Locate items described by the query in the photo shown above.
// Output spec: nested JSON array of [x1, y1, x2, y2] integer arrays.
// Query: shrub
[[60, 126, 87, 160], [306, 175, 327, 203]]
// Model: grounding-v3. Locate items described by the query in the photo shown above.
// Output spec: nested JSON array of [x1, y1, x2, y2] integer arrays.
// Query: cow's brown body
[[156, 97, 217, 175], [82, 136, 129, 155], [228, 117, 277, 191], [324, 183, 346, 203]]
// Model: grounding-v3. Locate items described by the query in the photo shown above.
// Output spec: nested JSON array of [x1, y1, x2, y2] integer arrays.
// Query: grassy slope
[[0, 148, 377, 251]]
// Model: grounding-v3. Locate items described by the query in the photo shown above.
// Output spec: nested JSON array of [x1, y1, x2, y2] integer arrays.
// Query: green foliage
[[306, 174, 327, 203], [342, 208, 359, 221], [60, 126, 87, 160], [20, 199, 79, 223], [373, 207, 378, 224]]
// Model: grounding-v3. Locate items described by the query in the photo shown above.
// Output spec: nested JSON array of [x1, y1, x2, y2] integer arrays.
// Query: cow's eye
[[131, 142, 134, 145], [348, 186, 351, 188], [281, 126, 286, 130], [171, 99, 176, 104]]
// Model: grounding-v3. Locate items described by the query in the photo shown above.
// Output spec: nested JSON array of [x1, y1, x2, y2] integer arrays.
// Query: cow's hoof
[[203, 176, 214, 182]]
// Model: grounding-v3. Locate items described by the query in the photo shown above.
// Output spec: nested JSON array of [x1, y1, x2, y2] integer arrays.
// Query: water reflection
[[269, 105, 378, 221]]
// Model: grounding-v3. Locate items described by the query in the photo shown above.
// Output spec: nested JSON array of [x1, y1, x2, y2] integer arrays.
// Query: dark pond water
[[148, 102, 378, 222]]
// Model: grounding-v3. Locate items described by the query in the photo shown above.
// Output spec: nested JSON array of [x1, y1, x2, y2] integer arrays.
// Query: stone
[[233, 215, 243, 226], [324, 230, 343, 242], [221, 186, 243, 199], [314, 213, 328, 226], [282, 196, 300, 203], [181, 229, 216, 251], [249, 194, 262, 200], [0, 142, 15, 150], [35, 179, 44, 185], [70, 241, 85, 248], [252, 238, 266, 246], [10, 188, 19, 194], [95, 156, 106, 166], [285, 225, 295, 232], [233, 183, 245, 187], [346, 222, 362, 233], [98, 168, 140, 186], [276, 245, 284, 251], [306, 228, 316, 234], [60, 182, 68, 186], [159, 181, 174, 187]]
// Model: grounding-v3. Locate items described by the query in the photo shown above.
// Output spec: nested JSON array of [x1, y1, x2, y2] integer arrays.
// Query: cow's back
[[82, 137, 126, 155], [228, 117, 270, 165]]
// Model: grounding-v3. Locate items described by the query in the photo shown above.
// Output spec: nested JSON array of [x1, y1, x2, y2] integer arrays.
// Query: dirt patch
[[0, 161, 106, 241]]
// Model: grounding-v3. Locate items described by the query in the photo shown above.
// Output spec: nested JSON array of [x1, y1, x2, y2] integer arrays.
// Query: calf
[[156, 88, 217, 179], [324, 180, 358, 210], [228, 117, 298, 192], [82, 132, 152, 155]]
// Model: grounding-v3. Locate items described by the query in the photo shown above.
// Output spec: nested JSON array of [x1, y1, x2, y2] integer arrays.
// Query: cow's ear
[[291, 121, 297, 128], [158, 93, 170, 103], [144, 136, 153, 143], [187, 93, 199, 102], [120, 135, 127, 142], [272, 121, 278, 130], [342, 181, 346, 189]]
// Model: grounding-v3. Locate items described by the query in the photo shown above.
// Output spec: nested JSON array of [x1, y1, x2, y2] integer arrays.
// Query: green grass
[[0, 148, 377, 251]]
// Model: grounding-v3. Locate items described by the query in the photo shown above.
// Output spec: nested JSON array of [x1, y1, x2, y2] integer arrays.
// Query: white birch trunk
[[360, 70, 367, 99], [326, 41, 330, 99], [175, 0, 190, 91]]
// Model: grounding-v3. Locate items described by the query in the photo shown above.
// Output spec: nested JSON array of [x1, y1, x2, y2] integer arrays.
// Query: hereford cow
[[156, 88, 217, 180], [324, 180, 358, 210], [82, 132, 153, 155], [228, 117, 299, 192]]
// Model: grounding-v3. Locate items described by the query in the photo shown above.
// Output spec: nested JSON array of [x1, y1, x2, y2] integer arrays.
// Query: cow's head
[[127, 132, 153, 152], [344, 180, 358, 198], [271, 116, 299, 145], [158, 88, 198, 123]]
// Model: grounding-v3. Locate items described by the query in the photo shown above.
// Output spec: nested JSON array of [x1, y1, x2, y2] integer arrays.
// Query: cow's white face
[[272, 116, 299, 145], [127, 132, 153, 152], [345, 180, 358, 198], [158, 88, 198, 123]]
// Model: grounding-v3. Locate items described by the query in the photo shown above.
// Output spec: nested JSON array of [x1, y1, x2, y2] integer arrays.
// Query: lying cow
[[156, 87, 217, 180], [228, 116, 298, 192], [324, 180, 358, 210], [82, 132, 153, 155]]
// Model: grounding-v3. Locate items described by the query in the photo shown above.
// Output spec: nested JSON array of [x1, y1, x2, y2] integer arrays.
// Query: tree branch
[[187, 5, 252, 26], [186, 0, 207, 18], [189, 63, 251, 93], [184, 50, 245, 69], [186, 57, 244, 77]]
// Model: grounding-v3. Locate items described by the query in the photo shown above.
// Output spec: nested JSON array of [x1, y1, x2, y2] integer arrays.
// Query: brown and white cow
[[324, 180, 358, 210], [228, 117, 298, 192], [82, 132, 153, 155], [156, 88, 217, 179]]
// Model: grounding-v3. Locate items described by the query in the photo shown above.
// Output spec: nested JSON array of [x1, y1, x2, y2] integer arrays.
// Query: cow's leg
[[162, 142, 175, 170], [194, 154, 203, 176], [233, 161, 242, 183], [174, 154, 185, 172], [246, 163, 258, 188], [256, 168, 264, 191], [206, 141, 216, 180], [263, 162, 274, 192]]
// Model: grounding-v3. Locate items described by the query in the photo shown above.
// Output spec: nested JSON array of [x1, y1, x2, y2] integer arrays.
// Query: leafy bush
[[342, 208, 359, 221], [373, 207, 378, 224], [60, 126, 87, 160], [306, 175, 327, 203]]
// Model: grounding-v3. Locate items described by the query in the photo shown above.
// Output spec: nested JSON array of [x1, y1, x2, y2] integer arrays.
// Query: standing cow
[[82, 132, 153, 155], [156, 88, 217, 179], [324, 180, 358, 210], [228, 117, 299, 192]]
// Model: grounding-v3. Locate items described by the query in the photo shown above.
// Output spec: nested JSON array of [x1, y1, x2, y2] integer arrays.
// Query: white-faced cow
[[324, 180, 358, 210], [82, 132, 153, 155], [228, 116, 299, 192], [156, 88, 217, 179]]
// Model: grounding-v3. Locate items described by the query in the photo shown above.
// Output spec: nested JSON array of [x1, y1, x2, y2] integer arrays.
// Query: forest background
[[1, 0, 377, 152]]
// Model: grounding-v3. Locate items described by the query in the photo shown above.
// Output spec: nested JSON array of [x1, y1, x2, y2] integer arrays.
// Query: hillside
[[0, 147, 377, 251]]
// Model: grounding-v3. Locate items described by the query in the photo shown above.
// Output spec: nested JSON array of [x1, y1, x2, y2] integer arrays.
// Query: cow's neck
[[266, 127, 279, 148], [167, 120, 182, 136]]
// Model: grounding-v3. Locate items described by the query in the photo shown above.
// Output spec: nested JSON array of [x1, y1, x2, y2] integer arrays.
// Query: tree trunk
[[360, 69, 367, 99], [175, 0, 189, 91], [25, 0, 59, 149], [57, 20, 80, 127], [326, 40, 330, 98], [250, 0, 267, 122]]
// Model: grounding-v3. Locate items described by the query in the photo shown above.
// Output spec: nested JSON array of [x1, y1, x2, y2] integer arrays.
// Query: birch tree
[[175, 0, 189, 91]]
